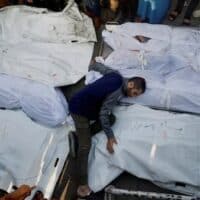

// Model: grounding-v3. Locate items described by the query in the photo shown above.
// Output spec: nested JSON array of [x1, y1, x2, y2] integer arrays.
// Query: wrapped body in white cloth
[[0, 74, 69, 127], [0, 1, 96, 126], [103, 23, 200, 72], [0, 109, 73, 199], [0, 2, 96, 86], [88, 104, 200, 196], [92, 49, 200, 114], [86, 23, 200, 113], [0, 2, 96, 44]]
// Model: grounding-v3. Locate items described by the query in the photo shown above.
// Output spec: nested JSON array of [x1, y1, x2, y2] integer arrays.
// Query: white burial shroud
[[0, 109, 73, 199], [103, 23, 200, 71], [102, 49, 200, 114], [0, 1, 96, 86], [88, 105, 200, 196]]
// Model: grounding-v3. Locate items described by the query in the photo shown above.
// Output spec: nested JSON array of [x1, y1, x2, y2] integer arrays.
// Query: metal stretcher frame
[[104, 186, 198, 200]]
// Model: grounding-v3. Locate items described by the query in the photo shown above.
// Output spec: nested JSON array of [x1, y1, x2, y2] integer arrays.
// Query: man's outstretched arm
[[99, 89, 121, 153]]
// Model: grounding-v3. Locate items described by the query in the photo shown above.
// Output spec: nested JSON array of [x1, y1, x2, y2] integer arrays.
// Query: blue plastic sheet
[[137, 0, 171, 24]]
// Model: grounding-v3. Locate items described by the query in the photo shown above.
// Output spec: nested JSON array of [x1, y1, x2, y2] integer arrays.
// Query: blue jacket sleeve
[[99, 88, 122, 139]]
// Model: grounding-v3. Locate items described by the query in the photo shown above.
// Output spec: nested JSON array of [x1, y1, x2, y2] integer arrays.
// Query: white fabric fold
[[103, 23, 200, 72], [89, 105, 200, 196], [0, 109, 72, 199], [0, 3, 96, 43], [0, 41, 94, 86], [0, 74, 68, 127], [0, 3, 96, 86], [87, 49, 200, 114]]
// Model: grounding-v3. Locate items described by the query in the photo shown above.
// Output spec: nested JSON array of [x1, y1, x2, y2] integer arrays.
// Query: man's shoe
[[68, 131, 78, 158]]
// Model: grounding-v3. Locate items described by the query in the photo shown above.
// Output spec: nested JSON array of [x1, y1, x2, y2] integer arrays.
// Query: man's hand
[[27, 0, 33, 3], [3, 185, 36, 200], [107, 137, 117, 154]]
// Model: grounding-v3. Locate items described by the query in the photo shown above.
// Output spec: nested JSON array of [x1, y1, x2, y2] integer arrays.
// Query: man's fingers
[[107, 138, 118, 154], [108, 146, 114, 154], [107, 143, 113, 154], [31, 186, 36, 191], [110, 144, 114, 153], [114, 139, 118, 144], [108, 143, 114, 153]]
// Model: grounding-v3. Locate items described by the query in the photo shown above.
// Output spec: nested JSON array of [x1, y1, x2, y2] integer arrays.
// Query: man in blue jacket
[[69, 62, 146, 198]]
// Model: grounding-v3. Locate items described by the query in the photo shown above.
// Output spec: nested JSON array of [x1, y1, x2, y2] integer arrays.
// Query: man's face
[[127, 81, 143, 97]]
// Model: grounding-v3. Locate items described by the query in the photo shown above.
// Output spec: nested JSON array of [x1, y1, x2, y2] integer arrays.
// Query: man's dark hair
[[31, 0, 65, 11], [128, 77, 146, 93], [101, 0, 110, 8]]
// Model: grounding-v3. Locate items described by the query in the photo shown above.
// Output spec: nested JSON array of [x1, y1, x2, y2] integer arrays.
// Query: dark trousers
[[71, 113, 115, 185], [175, 0, 199, 19], [9, 0, 18, 4], [24, 0, 65, 11], [117, 0, 138, 23]]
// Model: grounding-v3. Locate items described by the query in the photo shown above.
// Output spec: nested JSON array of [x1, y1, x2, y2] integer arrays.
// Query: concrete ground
[[52, 1, 200, 200]]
